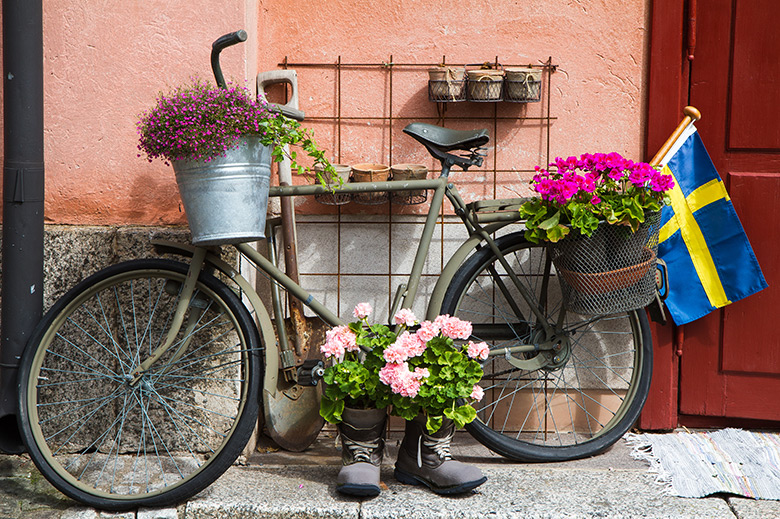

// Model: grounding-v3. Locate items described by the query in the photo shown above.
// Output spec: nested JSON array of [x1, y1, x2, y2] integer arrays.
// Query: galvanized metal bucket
[[172, 136, 272, 246]]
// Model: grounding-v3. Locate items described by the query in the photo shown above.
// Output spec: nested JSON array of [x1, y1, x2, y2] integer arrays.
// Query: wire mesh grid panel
[[267, 55, 556, 324]]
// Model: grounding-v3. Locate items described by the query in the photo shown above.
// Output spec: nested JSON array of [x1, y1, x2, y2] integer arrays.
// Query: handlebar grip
[[212, 30, 247, 51], [211, 30, 247, 89]]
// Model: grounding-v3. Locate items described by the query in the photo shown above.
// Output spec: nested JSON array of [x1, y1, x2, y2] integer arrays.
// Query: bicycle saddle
[[403, 122, 490, 152]]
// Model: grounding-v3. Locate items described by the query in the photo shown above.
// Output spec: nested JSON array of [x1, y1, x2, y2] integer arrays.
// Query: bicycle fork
[[128, 248, 208, 385]]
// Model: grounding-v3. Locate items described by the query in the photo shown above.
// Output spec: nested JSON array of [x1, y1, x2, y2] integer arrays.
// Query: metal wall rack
[[273, 56, 558, 321], [278, 56, 557, 183]]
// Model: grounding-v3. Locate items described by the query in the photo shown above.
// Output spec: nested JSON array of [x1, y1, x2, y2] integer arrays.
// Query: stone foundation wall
[[7, 225, 194, 313]]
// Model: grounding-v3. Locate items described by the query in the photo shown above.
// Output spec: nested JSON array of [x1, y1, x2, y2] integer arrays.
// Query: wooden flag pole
[[649, 106, 702, 166]]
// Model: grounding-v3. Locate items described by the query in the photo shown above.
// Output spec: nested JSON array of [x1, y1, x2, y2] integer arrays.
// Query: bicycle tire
[[17, 258, 262, 510], [439, 232, 652, 461]]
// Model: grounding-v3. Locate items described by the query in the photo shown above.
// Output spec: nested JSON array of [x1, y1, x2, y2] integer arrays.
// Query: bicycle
[[15, 31, 655, 510]]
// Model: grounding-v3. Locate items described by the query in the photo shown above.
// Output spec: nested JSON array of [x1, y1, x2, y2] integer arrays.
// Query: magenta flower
[[523, 150, 675, 242]]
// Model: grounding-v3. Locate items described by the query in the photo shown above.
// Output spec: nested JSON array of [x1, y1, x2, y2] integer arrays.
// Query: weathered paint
[[3, 1, 253, 225], [256, 0, 651, 209]]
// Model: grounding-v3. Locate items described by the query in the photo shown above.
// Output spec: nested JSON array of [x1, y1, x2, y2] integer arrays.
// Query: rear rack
[[467, 197, 529, 224]]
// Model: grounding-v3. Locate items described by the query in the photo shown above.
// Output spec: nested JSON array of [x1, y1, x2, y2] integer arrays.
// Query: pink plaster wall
[[24, 0, 255, 224], [256, 0, 651, 213], [1, 0, 650, 225]]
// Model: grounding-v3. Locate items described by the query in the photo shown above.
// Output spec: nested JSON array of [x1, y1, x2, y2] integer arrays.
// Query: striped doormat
[[626, 428, 780, 500]]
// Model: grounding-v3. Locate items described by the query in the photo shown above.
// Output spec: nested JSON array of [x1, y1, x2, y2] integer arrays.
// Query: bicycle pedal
[[296, 359, 325, 386]]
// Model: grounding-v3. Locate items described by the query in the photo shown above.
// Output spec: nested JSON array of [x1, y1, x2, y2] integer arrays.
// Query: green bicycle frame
[[145, 174, 563, 384], [261, 177, 558, 354]]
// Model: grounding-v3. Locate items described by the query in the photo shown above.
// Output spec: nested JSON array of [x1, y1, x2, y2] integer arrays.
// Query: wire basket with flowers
[[519, 153, 675, 314]]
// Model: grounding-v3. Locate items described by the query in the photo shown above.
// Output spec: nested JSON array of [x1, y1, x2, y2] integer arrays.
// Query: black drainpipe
[[0, 0, 44, 454]]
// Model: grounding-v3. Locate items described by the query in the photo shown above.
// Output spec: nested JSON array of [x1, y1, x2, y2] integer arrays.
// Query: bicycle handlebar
[[211, 30, 247, 89], [210, 30, 306, 122]]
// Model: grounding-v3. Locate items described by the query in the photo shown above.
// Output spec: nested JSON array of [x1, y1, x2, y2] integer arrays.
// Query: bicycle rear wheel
[[18, 259, 262, 510], [440, 232, 652, 461]]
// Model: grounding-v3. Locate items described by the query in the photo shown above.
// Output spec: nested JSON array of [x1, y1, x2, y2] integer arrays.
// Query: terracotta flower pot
[[351, 163, 390, 205]]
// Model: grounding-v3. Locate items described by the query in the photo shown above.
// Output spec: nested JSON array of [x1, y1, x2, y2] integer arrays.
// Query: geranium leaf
[[546, 224, 569, 242], [426, 414, 443, 433], [319, 395, 344, 424], [538, 210, 561, 230]]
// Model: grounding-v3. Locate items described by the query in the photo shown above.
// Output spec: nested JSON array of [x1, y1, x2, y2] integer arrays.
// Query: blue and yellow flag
[[658, 124, 767, 325]]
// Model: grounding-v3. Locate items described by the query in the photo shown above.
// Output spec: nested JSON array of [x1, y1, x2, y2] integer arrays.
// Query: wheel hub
[[543, 333, 571, 371]]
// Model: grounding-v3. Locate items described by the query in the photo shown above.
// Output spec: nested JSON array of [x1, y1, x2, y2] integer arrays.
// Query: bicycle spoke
[[442, 234, 650, 459], [21, 260, 259, 507]]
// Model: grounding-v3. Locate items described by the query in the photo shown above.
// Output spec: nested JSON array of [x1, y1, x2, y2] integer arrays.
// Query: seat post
[[439, 158, 454, 178]]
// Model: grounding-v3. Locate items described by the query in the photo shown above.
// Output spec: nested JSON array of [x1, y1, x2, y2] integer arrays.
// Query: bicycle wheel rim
[[441, 233, 651, 461], [20, 261, 259, 508]]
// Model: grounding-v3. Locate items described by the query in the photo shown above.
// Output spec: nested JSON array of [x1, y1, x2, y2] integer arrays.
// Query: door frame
[[640, 0, 689, 430]]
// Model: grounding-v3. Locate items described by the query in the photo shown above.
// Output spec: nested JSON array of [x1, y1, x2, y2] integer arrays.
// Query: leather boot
[[394, 415, 487, 494], [336, 407, 387, 497]]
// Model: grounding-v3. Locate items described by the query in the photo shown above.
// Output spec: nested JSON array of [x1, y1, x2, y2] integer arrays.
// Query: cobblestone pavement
[[2, 432, 779, 518]]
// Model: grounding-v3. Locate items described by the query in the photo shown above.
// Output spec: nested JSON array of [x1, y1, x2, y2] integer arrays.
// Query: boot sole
[[394, 468, 487, 495], [336, 483, 381, 497]]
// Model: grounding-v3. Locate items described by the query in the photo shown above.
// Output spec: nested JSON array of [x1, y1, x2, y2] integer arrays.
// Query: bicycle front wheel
[[440, 232, 652, 461], [18, 259, 262, 510]]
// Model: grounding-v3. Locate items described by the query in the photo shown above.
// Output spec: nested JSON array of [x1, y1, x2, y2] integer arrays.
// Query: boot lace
[[343, 436, 381, 463], [417, 431, 453, 467]]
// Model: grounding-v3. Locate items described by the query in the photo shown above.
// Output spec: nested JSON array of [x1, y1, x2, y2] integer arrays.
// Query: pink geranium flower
[[466, 341, 489, 361], [416, 320, 440, 343], [435, 315, 473, 340], [320, 338, 344, 359], [471, 384, 484, 401], [321, 325, 357, 358], [383, 331, 426, 363], [393, 308, 417, 327], [379, 362, 429, 398], [353, 302, 372, 319]]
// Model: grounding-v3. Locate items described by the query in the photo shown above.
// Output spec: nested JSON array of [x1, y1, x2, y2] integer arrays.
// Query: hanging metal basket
[[504, 67, 542, 103], [172, 136, 272, 246], [549, 212, 662, 315], [390, 163, 428, 205], [351, 163, 390, 205], [314, 164, 352, 206]]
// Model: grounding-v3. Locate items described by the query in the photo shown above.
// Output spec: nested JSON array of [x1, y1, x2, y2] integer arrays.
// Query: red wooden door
[[676, 0, 780, 424]]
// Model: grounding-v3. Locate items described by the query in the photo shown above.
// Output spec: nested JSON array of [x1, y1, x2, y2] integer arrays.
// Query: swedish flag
[[658, 123, 767, 325]]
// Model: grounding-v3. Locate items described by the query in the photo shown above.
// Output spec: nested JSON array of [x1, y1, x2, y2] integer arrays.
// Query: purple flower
[[137, 80, 290, 163]]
